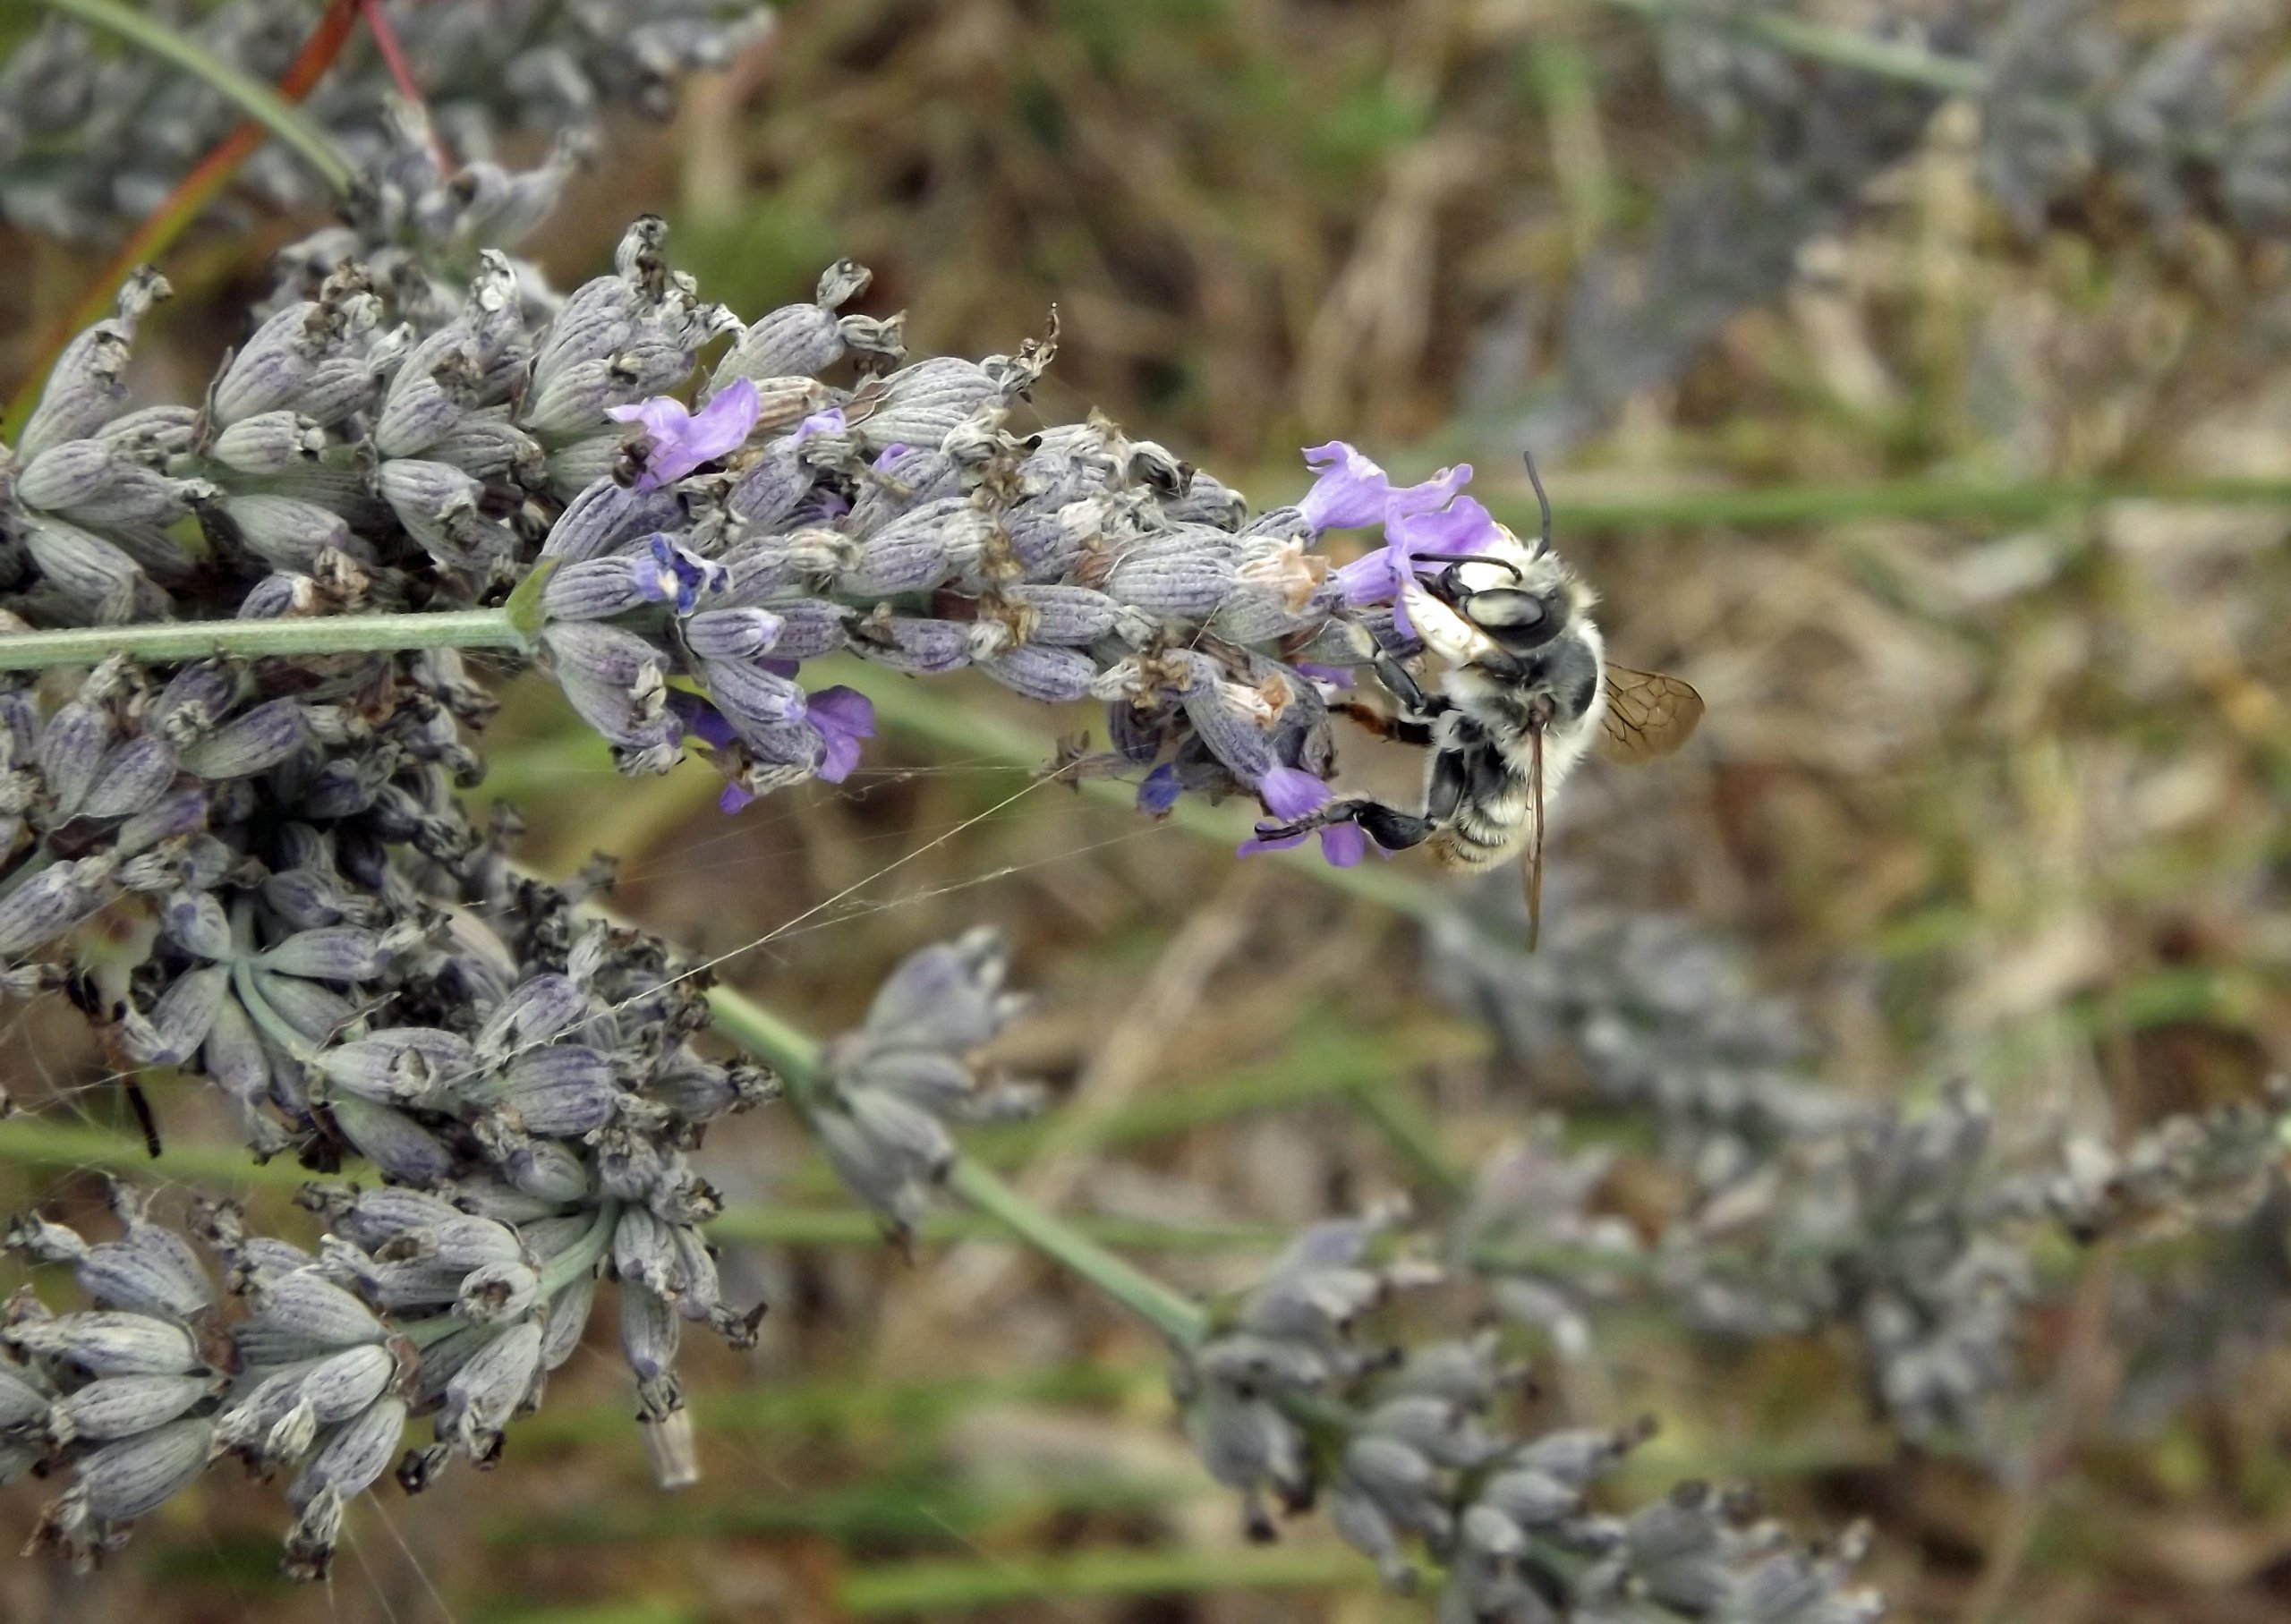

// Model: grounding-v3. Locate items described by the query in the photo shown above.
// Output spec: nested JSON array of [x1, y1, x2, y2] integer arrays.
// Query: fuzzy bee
[[1256, 459, 1702, 944]]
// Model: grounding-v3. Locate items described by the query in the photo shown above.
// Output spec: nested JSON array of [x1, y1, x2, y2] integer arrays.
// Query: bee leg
[[1332, 701, 1437, 748], [1369, 649, 1446, 718], [1255, 795, 1436, 850], [1252, 747, 1466, 852]]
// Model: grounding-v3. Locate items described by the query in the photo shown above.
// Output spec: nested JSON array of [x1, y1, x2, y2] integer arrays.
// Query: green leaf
[[502, 557, 563, 642]]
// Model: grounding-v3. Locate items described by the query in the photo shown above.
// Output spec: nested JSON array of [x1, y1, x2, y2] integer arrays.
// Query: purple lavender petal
[[1392, 493, 1498, 558], [1256, 764, 1330, 821], [1333, 547, 1399, 608], [805, 686, 876, 784], [1296, 441, 1392, 531], [792, 405, 847, 446], [1137, 763, 1182, 817], [1319, 825, 1370, 867], [1384, 462, 1473, 519], [1294, 662, 1358, 690], [669, 694, 737, 751], [608, 378, 762, 490]]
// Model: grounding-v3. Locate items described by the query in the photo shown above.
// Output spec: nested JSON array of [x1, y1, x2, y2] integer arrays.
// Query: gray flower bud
[[536, 556, 663, 621], [539, 1276, 597, 1373], [860, 928, 1017, 1050], [37, 692, 111, 817], [214, 302, 332, 424], [76, 1416, 212, 1521], [1103, 533, 1239, 617], [440, 1321, 543, 1458], [375, 331, 477, 456], [24, 518, 156, 619], [256, 926, 386, 983], [289, 1396, 405, 1506], [315, 1028, 474, 1105], [523, 356, 624, 438], [19, 268, 167, 461], [377, 458, 496, 565], [177, 698, 310, 779], [210, 412, 327, 476], [540, 624, 678, 752], [0, 855, 119, 958], [49, 1373, 213, 1443], [250, 1271, 386, 1349], [297, 1345, 398, 1425], [973, 641, 1092, 702], [221, 494, 358, 574], [852, 616, 971, 676], [292, 353, 381, 426], [6, 1311, 200, 1376], [504, 1140, 593, 1204], [76, 735, 178, 821], [473, 974, 590, 1059], [18, 438, 122, 513], [1478, 1468, 1581, 1527], [619, 1280, 680, 1387], [157, 893, 229, 965], [423, 412, 539, 482], [862, 358, 1005, 450], [541, 478, 687, 565], [486, 1044, 624, 1135], [78, 1225, 212, 1320], [676, 608, 780, 661], [121, 965, 228, 1065]]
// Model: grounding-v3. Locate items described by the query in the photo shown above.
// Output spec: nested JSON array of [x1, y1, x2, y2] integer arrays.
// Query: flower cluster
[[8, 174, 1522, 857], [804, 926, 1041, 1236], [0, 917, 1052, 1577], [1172, 1206, 1885, 1621]]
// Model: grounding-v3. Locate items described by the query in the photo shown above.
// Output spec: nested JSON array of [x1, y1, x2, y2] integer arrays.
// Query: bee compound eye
[[1461, 589, 1546, 630]]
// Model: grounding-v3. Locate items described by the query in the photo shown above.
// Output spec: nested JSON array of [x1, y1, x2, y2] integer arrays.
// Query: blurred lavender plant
[[1437, 880, 2291, 1455], [1486, 0, 2291, 446], [1171, 1204, 1886, 1621], [0, 0, 771, 245]]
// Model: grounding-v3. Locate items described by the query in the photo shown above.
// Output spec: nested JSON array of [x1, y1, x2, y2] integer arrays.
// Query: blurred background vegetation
[[4, 1, 2291, 1620]]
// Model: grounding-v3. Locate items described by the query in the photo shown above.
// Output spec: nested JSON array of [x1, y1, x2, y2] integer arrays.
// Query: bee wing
[[1523, 722, 1546, 953], [1597, 666, 1705, 762]]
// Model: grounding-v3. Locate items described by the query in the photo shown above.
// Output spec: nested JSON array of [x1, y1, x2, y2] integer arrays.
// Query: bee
[[1256, 456, 1702, 946]]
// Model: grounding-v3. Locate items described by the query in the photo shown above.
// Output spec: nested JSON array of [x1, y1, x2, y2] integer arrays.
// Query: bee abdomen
[[1434, 803, 1525, 869]]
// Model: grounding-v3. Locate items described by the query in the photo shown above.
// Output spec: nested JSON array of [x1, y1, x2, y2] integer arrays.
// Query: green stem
[[0, 1115, 1281, 1253], [0, 608, 524, 671], [39, 0, 358, 193], [402, 1200, 620, 1351], [703, 982, 1211, 1345], [944, 1158, 1209, 1345], [1582, 0, 1989, 97]]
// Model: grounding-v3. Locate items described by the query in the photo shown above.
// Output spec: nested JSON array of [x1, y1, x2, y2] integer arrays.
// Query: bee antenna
[[1521, 448, 1554, 550]]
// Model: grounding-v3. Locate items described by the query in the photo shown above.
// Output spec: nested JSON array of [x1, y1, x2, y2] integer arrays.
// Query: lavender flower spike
[[608, 378, 762, 490]]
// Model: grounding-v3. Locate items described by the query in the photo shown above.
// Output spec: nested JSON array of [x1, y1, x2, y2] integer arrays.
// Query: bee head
[[1401, 527, 1592, 674]]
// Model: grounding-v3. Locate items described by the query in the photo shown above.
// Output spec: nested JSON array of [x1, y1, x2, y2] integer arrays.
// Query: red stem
[[354, 0, 455, 174]]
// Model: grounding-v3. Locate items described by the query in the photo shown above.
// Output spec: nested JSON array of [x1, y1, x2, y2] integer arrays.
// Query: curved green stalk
[[1581, 0, 1989, 97], [703, 981, 1212, 1346], [39, 0, 357, 193]]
